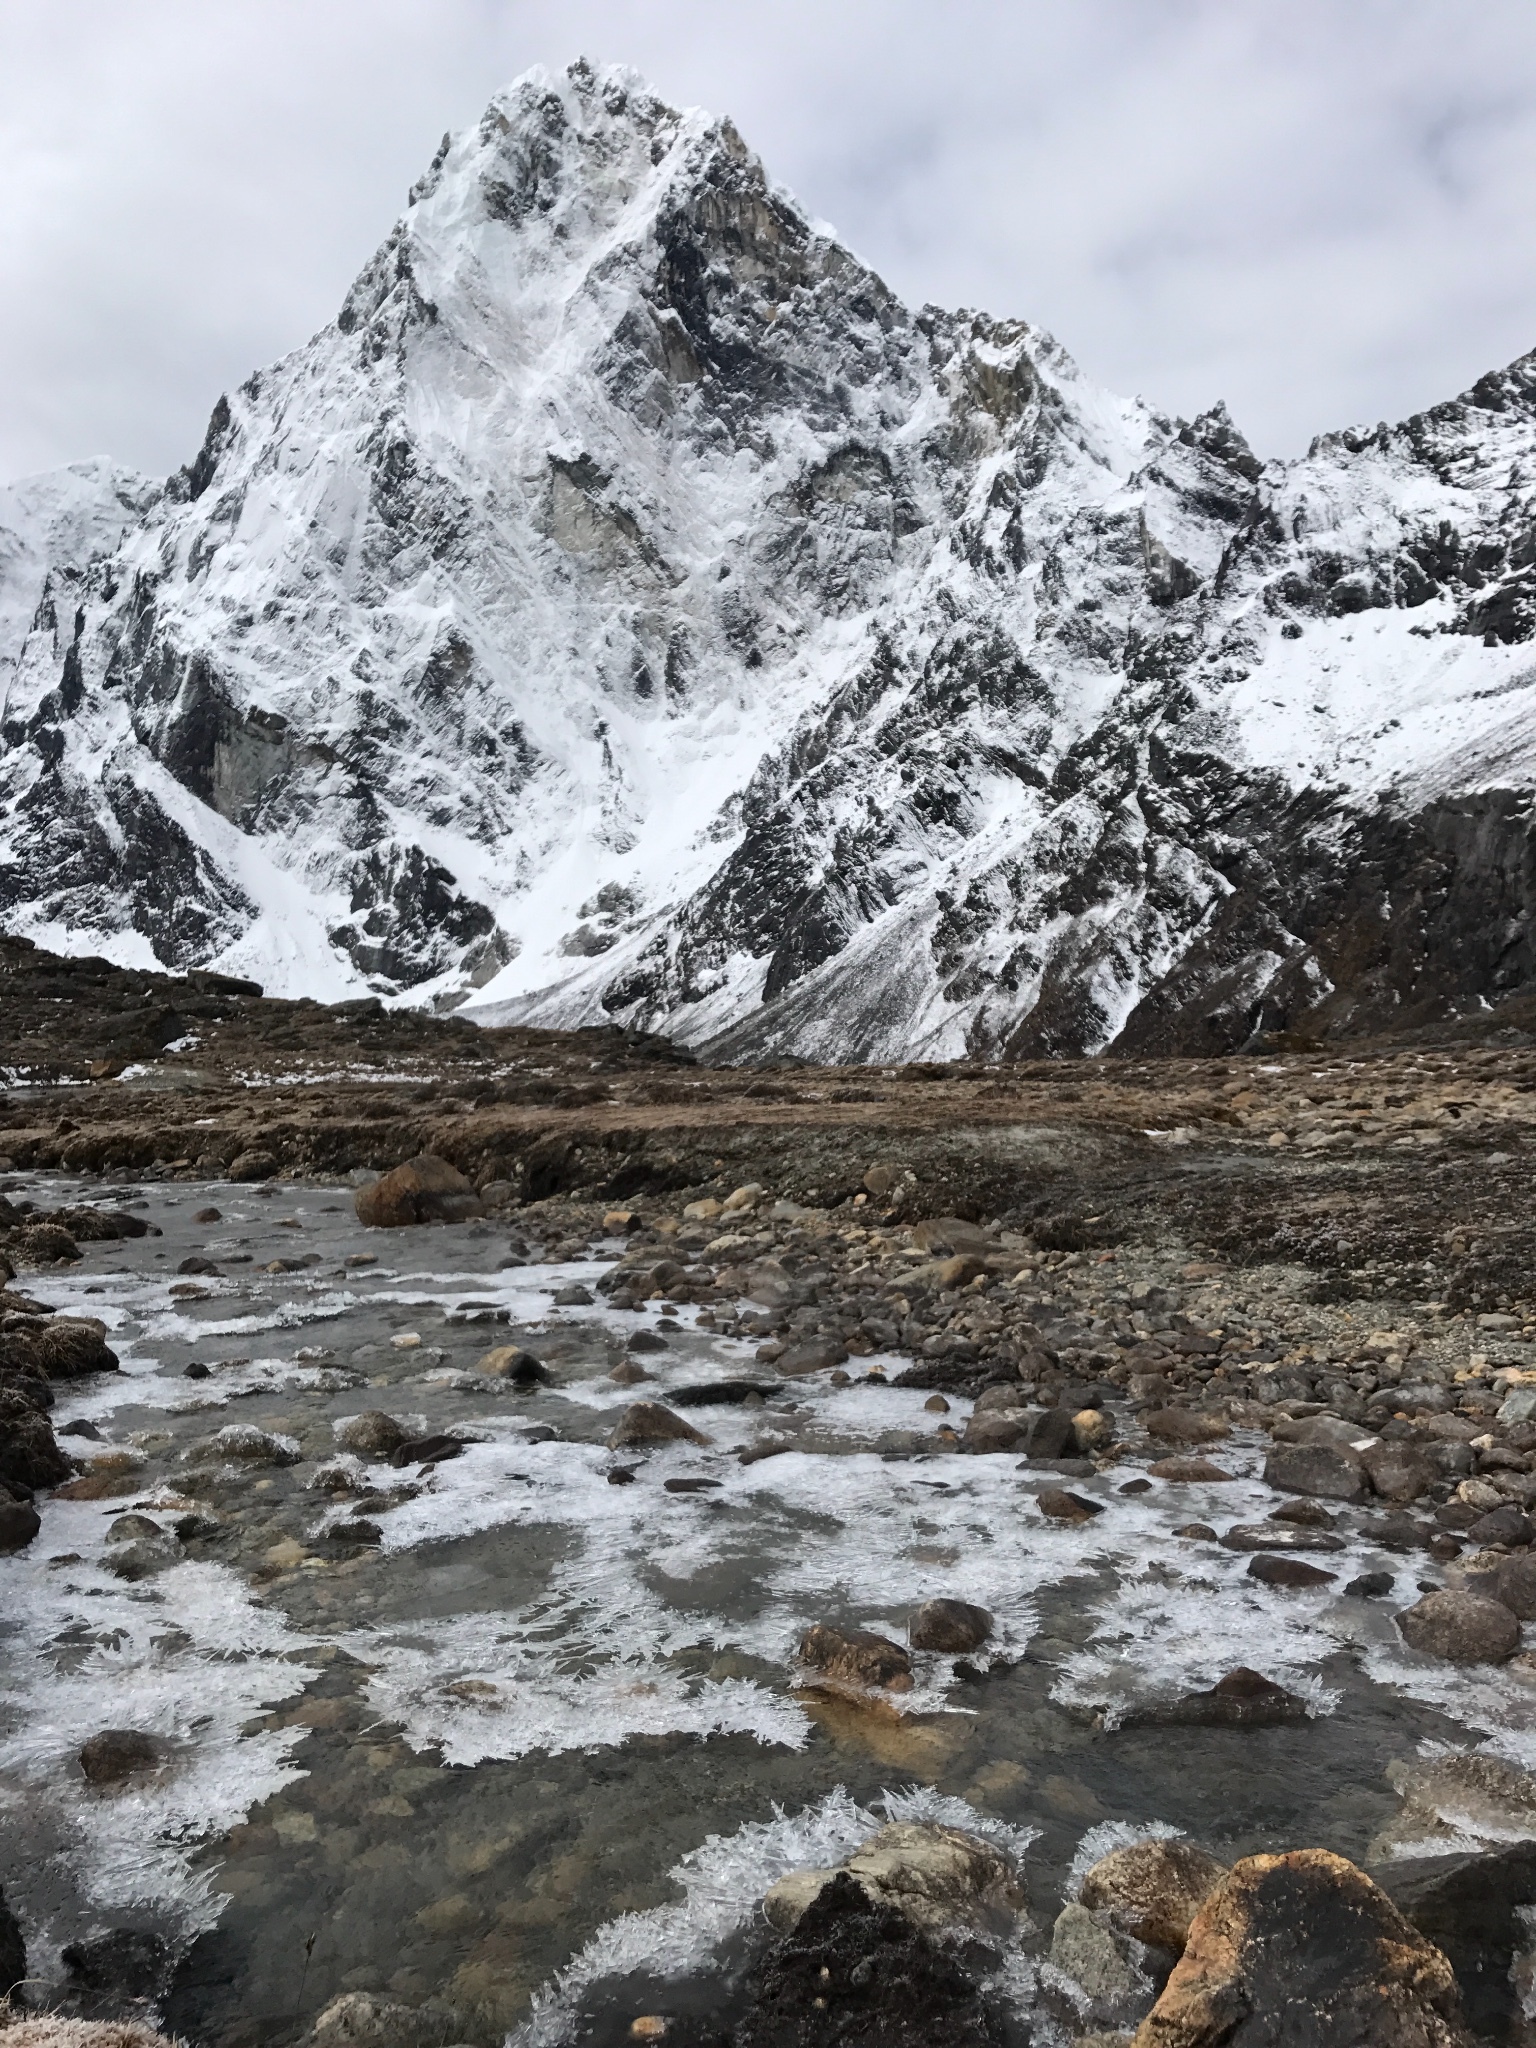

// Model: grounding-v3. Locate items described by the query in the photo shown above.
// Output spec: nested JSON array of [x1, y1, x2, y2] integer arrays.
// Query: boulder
[[1263, 1440, 1366, 1502], [1467, 1504, 1532, 1547], [1080, 1839, 1229, 1954], [0, 1387, 70, 1497], [776, 1336, 849, 1377], [229, 1149, 279, 1181], [332, 1410, 406, 1457], [743, 1258, 796, 1307], [910, 1216, 993, 1254], [1373, 1752, 1536, 1864], [1489, 1551, 1536, 1620], [1220, 1523, 1344, 1553], [1050, 1902, 1155, 2032], [1148, 1457, 1233, 1483], [1377, 1840, 1536, 2045], [797, 1622, 912, 1695], [1145, 1410, 1228, 1445], [1038, 1487, 1105, 1522], [474, 1345, 550, 1385], [1024, 1407, 1078, 1459], [764, 1819, 1024, 1938], [605, 1401, 711, 1449], [0, 1498, 39, 1552], [1361, 1439, 1434, 1504], [61, 1927, 169, 2000], [26, 1319, 121, 1380], [182, 1424, 301, 1467], [909, 1597, 993, 1653], [1247, 1553, 1336, 1589], [739, 1871, 1008, 2048], [1131, 1848, 1472, 2047], [308, 1990, 466, 2048], [1398, 1589, 1520, 1664], [79, 1729, 166, 1785], [963, 1410, 1029, 1452], [1073, 1408, 1115, 1453], [1128, 1668, 1309, 1730], [353, 1155, 484, 1228]]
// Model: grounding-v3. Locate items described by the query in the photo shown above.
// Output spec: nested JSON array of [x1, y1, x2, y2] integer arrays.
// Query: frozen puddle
[[0, 1173, 1529, 2040]]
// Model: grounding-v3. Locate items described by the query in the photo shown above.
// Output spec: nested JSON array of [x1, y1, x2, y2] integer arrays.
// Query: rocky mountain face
[[1, 60, 1533, 1059]]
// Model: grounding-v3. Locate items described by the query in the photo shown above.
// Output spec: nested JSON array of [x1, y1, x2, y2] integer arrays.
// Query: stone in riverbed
[[776, 1336, 849, 1377], [353, 1154, 484, 1228], [1038, 1487, 1104, 1522], [1025, 1407, 1079, 1459], [1346, 1571, 1396, 1598], [909, 1598, 993, 1653], [963, 1409, 1029, 1452], [1128, 1668, 1309, 1730], [1145, 1409, 1228, 1445], [0, 1496, 40, 1552], [62, 1926, 170, 2000], [182, 1423, 301, 1468], [1488, 1551, 1536, 1619], [1467, 1504, 1532, 1547], [797, 1622, 912, 1695], [1247, 1553, 1337, 1589], [1263, 1439, 1366, 1502], [79, 1729, 166, 1785], [1048, 1901, 1153, 2031], [332, 1410, 406, 1456], [0, 1384, 71, 1499], [606, 1401, 711, 1449], [1268, 1497, 1337, 1527], [762, 1819, 1024, 1937], [308, 1990, 468, 2048], [229, 1149, 278, 1182], [607, 1358, 650, 1385], [1148, 1457, 1233, 1482], [475, 1345, 550, 1385], [1080, 1839, 1229, 1954], [7, 1317, 121, 1380], [1397, 1590, 1520, 1664], [1131, 1848, 1472, 2047], [1219, 1523, 1346, 1553], [741, 1871, 1008, 2048], [1361, 1439, 1434, 1503]]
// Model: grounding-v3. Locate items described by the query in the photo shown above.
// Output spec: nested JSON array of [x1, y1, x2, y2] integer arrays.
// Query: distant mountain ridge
[[1, 58, 1533, 1058]]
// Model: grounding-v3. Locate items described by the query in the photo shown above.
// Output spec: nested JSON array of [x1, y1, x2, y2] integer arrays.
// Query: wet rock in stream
[[736, 1871, 1012, 2048], [1134, 1848, 1474, 2046]]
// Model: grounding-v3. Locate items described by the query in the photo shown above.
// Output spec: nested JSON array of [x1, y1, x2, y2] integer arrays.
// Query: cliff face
[[2, 60, 1534, 1055]]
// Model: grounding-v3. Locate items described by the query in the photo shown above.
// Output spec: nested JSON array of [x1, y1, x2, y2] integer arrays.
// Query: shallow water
[[1, 1174, 1528, 2043]]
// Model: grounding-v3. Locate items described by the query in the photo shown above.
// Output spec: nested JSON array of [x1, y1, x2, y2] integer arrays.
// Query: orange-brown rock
[[798, 1623, 913, 1696], [353, 1154, 485, 1227], [1080, 1838, 1229, 1953], [1132, 1848, 1472, 2046]]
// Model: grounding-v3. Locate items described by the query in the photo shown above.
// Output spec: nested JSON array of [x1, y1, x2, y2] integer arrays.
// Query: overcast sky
[[3, 0, 1534, 484]]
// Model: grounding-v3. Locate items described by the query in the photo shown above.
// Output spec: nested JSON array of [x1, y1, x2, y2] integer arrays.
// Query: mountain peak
[[1, 76, 1533, 1057]]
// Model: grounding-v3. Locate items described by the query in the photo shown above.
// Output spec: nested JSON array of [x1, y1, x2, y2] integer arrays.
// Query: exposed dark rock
[[1135, 1848, 1471, 2046]]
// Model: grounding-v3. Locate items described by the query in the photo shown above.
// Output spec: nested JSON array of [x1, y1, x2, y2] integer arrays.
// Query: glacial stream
[[3, 1174, 1529, 2044]]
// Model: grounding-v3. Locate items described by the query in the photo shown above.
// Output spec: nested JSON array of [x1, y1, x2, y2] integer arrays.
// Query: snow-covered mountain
[[3, 60, 1534, 1057]]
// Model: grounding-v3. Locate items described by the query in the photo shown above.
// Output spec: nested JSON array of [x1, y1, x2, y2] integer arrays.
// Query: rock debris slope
[[1, 59, 1534, 1056]]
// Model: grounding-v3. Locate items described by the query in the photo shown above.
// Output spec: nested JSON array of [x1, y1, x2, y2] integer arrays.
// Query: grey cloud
[[2, 0, 1534, 481]]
